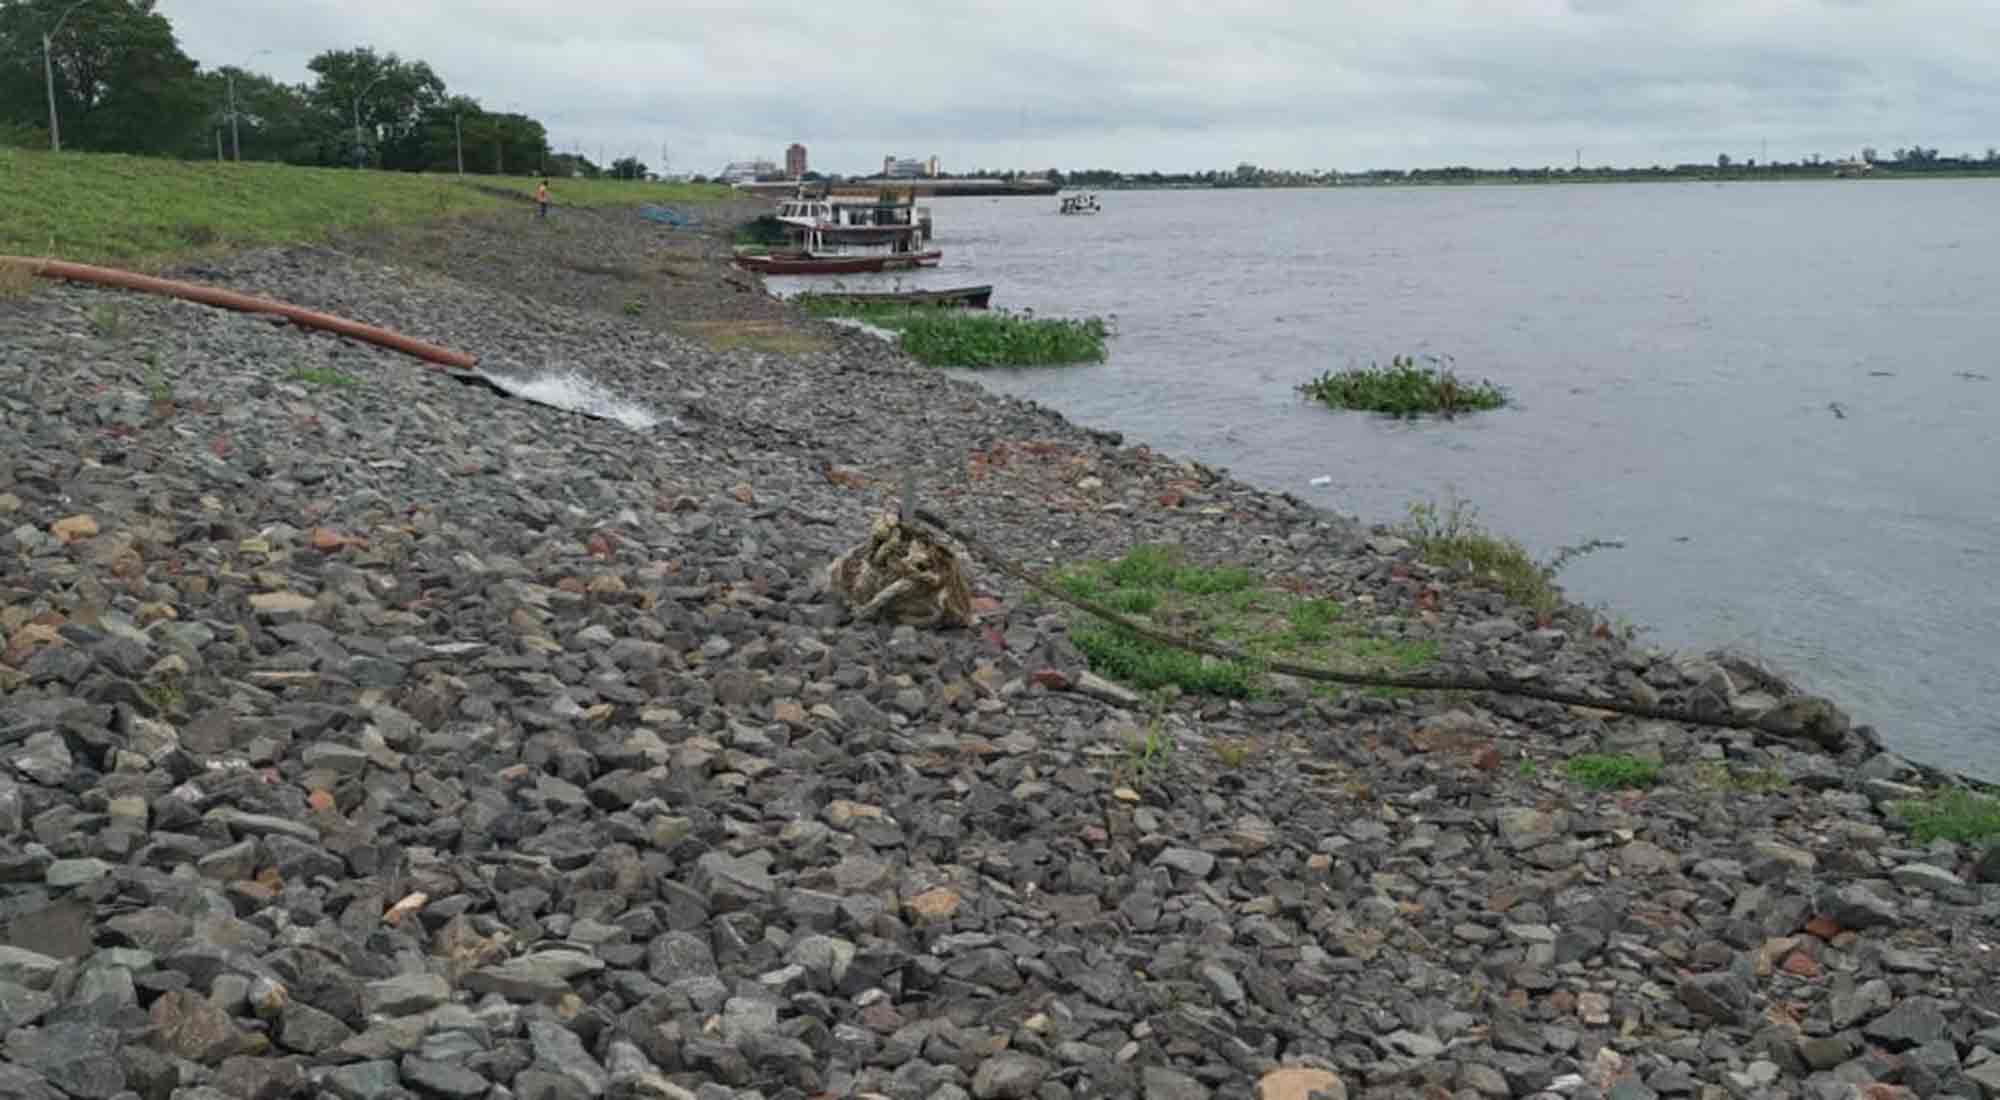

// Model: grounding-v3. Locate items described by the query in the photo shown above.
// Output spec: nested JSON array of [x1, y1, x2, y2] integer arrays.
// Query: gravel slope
[[0, 205, 1996, 1100]]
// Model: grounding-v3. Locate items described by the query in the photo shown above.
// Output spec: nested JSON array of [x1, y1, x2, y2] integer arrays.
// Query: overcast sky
[[166, 0, 2000, 176]]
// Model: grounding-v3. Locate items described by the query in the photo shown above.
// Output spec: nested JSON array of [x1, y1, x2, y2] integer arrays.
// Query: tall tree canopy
[[0, 0, 206, 153]]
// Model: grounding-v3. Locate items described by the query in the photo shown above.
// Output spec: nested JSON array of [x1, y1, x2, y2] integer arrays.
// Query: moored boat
[[801, 284, 993, 309], [1058, 192, 1101, 215], [734, 251, 942, 275], [734, 188, 942, 274]]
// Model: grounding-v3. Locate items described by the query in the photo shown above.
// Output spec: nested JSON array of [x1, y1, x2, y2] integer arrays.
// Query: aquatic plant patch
[[1298, 354, 1506, 417], [796, 298, 1109, 367]]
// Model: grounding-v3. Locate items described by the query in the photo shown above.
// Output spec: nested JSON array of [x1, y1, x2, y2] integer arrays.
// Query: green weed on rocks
[[1053, 545, 1438, 700], [1893, 789, 2000, 845], [1566, 753, 1662, 790], [1400, 490, 1621, 621], [289, 366, 360, 388]]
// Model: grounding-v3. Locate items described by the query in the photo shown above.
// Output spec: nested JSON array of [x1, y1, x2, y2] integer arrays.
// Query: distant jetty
[[734, 177, 1060, 198]]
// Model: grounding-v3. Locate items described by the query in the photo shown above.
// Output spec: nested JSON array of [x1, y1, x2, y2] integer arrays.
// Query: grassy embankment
[[794, 296, 1110, 368], [0, 146, 728, 272]]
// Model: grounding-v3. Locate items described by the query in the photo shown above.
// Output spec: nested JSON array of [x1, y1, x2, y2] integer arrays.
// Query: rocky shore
[[1, 198, 1997, 1100]]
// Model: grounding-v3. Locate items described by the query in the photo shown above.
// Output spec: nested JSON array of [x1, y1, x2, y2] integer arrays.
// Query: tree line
[[0, 0, 641, 178]]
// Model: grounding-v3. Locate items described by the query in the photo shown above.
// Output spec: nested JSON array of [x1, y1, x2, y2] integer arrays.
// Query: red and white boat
[[733, 190, 941, 275]]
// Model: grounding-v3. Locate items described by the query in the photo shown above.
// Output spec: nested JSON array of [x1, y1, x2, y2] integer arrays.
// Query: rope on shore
[[910, 508, 1856, 752]]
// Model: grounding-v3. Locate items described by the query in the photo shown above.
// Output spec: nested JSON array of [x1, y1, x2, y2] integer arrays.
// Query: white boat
[[1058, 192, 1101, 215], [735, 190, 942, 274]]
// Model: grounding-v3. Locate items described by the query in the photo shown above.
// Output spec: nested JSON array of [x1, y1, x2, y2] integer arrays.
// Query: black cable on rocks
[[911, 508, 1856, 752]]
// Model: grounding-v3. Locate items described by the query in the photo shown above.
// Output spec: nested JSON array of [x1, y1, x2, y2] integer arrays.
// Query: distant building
[[881, 155, 930, 179], [786, 143, 808, 178], [720, 159, 780, 183], [925, 155, 940, 178]]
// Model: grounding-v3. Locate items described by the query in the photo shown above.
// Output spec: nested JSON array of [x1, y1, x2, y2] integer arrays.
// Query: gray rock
[[690, 852, 774, 911], [280, 1001, 358, 1054], [1890, 862, 1965, 893], [529, 1020, 608, 1097], [1819, 883, 1900, 930], [0, 946, 62, 990], [1678, 972, 1751, 1026], [400, 1055, 493, 1099], [971, 1052, 1049, 1099], [1156, 847, 1217, 879], [148, 989, 249, 1064], [1863, 997, 1951, 1050], [322, 1059, 404, 1100], [363, 973, 452, 1017], [1141, 1065, 1211, 1100], [4, 1022, 126, 1098]]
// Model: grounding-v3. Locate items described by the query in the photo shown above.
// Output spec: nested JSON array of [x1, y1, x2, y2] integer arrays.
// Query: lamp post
[[227, 47, 273, 162], [41, 0, 92, 153], [352, 72, 386, 169]]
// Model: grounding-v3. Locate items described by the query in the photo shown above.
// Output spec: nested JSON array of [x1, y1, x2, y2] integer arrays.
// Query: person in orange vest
[[535, 179, 550, 219]]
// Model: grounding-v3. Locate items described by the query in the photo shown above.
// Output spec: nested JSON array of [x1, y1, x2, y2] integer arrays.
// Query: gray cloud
[[163, 0, 2000, 174]]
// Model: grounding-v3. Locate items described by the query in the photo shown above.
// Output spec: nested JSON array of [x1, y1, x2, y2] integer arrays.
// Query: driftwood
[[910, 508, 1854, 752]]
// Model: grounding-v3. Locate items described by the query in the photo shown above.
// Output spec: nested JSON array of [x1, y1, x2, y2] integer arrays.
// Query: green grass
[[1052, 545, 1438, 700], [289, 366, 360, 388], [1565, 753, 1662, 790], [1402, 492, 1560, 618], [795, 297, 1110, 367], [483, 176, 729, 209], [1692, 762, 1789, 793], [1893, 789, 2000, 846], [0, 147, 729, 268], [1298, 354, 1506, 417]]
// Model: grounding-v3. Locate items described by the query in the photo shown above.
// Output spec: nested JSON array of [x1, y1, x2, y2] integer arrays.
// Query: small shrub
[[622, 298, 645, 316], [1566, 753, 1662, 790], [1212, 738, 1255, 769], [1403, 491, 1558, 618], [1893, 789, 2000, 845], [289, 366, 360, 387], [88, 303, 126, 338], [1298, 354, 1506, 417], [1123, 724, 1176, 778]]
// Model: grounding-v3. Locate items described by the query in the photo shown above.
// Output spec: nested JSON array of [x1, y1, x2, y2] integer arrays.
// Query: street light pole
[[41, 0, 92, 153], [228, 48, 273, 162], [454, 112, 464, 175], [352, 72, 386, 169]]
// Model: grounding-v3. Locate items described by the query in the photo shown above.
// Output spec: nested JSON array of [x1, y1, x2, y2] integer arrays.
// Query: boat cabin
[[773, 193, 931, 258]]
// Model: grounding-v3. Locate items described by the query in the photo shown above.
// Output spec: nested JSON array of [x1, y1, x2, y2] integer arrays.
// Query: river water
[[769, 182, 2000, 779]]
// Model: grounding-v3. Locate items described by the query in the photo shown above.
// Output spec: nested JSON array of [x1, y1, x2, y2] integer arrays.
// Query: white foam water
[[483, 369, 662, 430]]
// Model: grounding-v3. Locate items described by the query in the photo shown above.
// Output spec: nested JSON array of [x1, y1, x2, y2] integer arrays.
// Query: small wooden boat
[[734, 250, 942, 275], [804, 284, 992, 310]]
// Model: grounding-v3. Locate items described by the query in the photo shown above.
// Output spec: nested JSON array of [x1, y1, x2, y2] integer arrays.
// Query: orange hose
[[3, 256, 478, 371]]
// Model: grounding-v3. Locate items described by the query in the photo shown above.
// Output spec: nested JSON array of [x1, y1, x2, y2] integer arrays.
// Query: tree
[[0, 0, 206, 153], [304, 47, 446, 168], [608, 155, 647, 180], [1716, 153, 1732, 169], [199, 66, 318, 163]]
